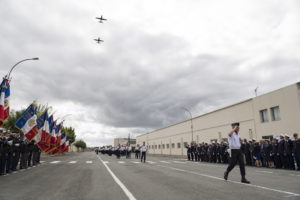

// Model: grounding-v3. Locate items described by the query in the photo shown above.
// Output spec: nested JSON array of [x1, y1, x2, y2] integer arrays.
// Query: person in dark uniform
[[27, 140, 35, 167], [0, 133, 6, 175], [190, 142, 196, 161], [293, 133, 300, 170], [135, 145, 140, 159], [20, 138, 29, 169], [244, 139, 251, 166], [11, 134, 21, 171], [224, 123, 250, 184], [271, 138, 280, 168], [32, 141, 40, 166], [278, 135, 286, 169], [284, 135, 295, 170], [5, 133, 13, 174], [185, 144, 191, 161]]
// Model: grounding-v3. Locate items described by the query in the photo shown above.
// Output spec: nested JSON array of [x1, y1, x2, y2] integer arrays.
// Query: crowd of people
[[95, 142, 148, 162], [185, 133, 300, 171], [94, 133, 300, 171], [0, 132, 42, 176]]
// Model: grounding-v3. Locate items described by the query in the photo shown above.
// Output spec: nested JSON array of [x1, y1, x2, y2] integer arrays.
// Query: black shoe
[[224, 172, 228, 181], [241, 178, 250, 184]]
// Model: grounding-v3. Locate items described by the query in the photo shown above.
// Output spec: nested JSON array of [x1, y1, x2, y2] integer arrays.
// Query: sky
[[0, 0, 299, 147]]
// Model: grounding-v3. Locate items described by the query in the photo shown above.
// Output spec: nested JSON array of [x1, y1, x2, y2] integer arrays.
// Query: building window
[[271, 106, 281, 121], [172, 143, 175, 148], [177, 143, 181, 148], [184, 142, 188, 147], [260, 109, 269, 123], [166, 144, 169, 149], [149, 146, 151, 149], [262, 135, 273, 141], [155, 145, 157, 149], [158, 145, 161, 149], [162, 144, 165, 149]]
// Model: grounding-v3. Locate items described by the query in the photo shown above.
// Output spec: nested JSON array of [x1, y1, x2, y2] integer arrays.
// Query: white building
[[137, 82, 300, 156]]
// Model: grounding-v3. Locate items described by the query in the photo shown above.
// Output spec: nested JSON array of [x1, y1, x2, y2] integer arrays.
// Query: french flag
[[55, 122, 63, 147], [45, 120, 58, 153], [15, 104, 38, 141], [62, 136, 70, 153], [35, 111, 50, 151], [0, 78, 10, 126], [52, 132, 66, 155]]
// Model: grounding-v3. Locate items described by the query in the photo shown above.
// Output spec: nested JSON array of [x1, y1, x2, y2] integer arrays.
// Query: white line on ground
[[40, 161, 45, 163], [156, 165, 300, 197], [69, 161, 77, 164], [118, 161, 125, 164], [160, 161, 170, 163], [50, 161, 61, 164], [86, 161, 93, 164], [146, 161, 156, 164], [132, 161, 140, 164], [97, 155, 137, 200], [255, 170, 273, 174], [103, 161, 109, 164], [173, 161, 186, 164]]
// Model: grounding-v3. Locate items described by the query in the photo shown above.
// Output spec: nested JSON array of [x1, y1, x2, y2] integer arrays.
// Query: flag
[[44, 120, 58, 153], [52, 132, 66, 155], [62, 136, 70, 153], [0, 78, 10, 126], [15, 104, 38, 141], [55, 122, 63, 147], [35, 111, 49, 151]]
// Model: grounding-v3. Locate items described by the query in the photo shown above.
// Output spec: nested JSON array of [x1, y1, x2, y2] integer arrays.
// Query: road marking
[[40, 161, 45, 163], [69, 161, 77, 164], [50, 161, 61, 164], [103, 161, 109, 164], [97, 155, 137, 200], [132, 161, 140, 164], [13, 171, 18, 174], [118, 161, 125, 164], [173, 161, 186, 164], [146, 161, 156, 164], [160, 161, 170, 163], [86, 161, 93, 164], [256, 170, 273, 174], [157, 165, 300, 197]]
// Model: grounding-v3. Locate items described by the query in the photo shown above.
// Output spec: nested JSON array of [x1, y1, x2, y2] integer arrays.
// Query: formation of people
[[185, 132, 300, 171], [95, 141, 148, 163], [0, 132, 42, 176]]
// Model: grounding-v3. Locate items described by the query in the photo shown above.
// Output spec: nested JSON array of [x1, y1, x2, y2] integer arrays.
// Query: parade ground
[[0, 152, 299, 200]]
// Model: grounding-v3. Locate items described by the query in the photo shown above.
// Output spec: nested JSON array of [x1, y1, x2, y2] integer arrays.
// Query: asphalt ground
[[0, 152, 299, 200]]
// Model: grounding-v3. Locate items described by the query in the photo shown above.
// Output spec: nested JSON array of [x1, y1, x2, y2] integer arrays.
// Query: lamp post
[[181, 107, 194, 142], [7, 58, 39, 78]]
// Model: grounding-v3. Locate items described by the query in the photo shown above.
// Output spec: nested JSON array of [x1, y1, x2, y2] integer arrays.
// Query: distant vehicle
[[96, 15, 107, 23], [94, 37, 104, 43]]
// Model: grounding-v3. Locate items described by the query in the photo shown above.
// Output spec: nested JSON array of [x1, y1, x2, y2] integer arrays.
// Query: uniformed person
[[224, 123, 250, 184], [140, 141, 147, 163]]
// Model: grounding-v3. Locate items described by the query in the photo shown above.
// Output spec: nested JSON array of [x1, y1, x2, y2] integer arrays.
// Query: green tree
[[74, 140, 87, 150], [3, 109, 24, 133], [62, 126, 76, 144]]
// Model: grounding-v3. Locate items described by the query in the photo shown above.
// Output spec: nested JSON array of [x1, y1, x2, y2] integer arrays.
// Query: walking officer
[[224, 123, 250, 184]]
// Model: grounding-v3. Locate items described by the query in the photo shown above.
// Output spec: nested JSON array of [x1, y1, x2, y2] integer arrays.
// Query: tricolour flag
[[44, 120, 58, 153], [62, 136, 70, 153], [35, 111, 49, 151], [0, 78, 10, 126], [52, 132, 66, 155], [15, 104, 38, 141]]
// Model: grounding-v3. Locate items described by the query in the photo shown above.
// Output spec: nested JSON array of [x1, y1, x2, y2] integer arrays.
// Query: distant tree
[[74, 140, 87, 150], [62, 126, 76, 144], [3, 109, 24, 133]]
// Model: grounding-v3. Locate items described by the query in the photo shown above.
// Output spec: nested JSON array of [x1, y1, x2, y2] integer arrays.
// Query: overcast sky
[[0, 0, 299, 146]]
